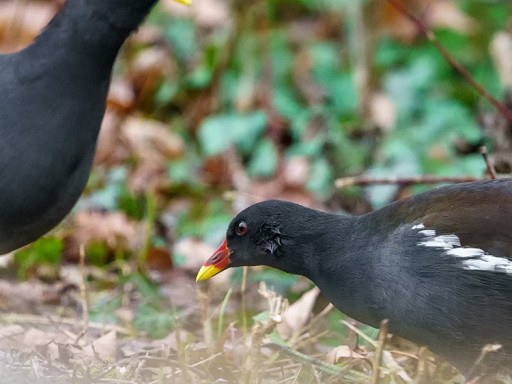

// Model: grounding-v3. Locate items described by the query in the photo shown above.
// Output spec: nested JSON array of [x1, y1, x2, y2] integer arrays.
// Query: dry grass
[[0, 282, 511, 384]]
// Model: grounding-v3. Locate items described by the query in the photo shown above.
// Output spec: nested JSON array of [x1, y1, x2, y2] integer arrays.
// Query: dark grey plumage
[[218, 179, 512, 376], [0, 0, 159, 253]]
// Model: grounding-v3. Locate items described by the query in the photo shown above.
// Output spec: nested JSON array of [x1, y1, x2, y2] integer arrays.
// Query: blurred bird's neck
[[35, 0, 158, 57], [273, 213, 355, 281]]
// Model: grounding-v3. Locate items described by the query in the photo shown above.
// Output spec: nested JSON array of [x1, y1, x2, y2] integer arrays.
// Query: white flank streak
[[446, 247, 484, 258], [421, 240, 453, 249], [435, 234, 461, 247], [413, 225, 512, 275], [463, 255, 512, 273]]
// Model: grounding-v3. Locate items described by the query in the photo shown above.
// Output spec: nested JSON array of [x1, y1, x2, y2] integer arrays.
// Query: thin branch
[[465, 344, 502, 380], [371, 319, 389, 384], [335, 175, 481, 188], [386, 0, 512, 123], [479, 146, 497, 179], [79, 244, 90, 342], [341, 320, 379, 348]]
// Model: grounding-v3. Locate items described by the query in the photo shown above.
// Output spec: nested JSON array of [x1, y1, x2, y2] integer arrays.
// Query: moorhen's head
[[196, 200, 338, 281]]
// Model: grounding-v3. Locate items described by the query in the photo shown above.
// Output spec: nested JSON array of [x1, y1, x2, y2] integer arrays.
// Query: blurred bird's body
[[0, 0, 185, 253]]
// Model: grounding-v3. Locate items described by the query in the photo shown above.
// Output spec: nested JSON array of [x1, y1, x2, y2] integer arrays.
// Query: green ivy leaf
[[198, 111, 267, 156], [248, 139, 278, 177]]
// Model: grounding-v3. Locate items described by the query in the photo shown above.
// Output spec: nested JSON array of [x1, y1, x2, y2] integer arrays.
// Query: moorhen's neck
[[29, 0, 158, 59], [279, 211, 388, 328], [271, 211, 357, 281]]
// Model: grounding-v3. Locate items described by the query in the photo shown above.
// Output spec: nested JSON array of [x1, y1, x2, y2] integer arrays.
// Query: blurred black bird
[[0, 0, 186, 254], [198, 179, 512, 377]]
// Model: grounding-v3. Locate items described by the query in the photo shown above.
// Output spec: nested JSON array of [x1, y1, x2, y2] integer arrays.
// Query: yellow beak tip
[[196, 265, 223, 282], [173, 0, 191, 5]]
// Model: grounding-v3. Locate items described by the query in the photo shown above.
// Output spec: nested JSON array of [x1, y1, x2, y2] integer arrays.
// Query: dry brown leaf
[[377, 0, 476, 42], [173, 237, 233, 285], [93, 111, 130, 166], [130, 46, 176, 106], [127, 160, 170, 194], [122, 116, 184, 161], [277, 287, 320, 339], [0, 324, 24, 339], [326, 345, 365, 364], [202, 156, 231, 187], [107, 78, 136, 113], [83, 330, 117, 361], [429, 1, 478, 34], [0, 280, 70, 312], [130, 25, 163, 45], [72, 211, 139, 251], [283, 156, 310, 187], [23, 328, 72, 360], [174, 237, 216, 272], [147, 247, 173, 271]]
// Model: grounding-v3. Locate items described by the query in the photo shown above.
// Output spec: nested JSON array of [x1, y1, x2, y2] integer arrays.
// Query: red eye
[[236, 221, 247, 235]]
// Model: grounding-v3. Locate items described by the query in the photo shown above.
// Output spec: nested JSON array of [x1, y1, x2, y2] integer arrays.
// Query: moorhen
[[0, 0, 185, 254], [197, 178, 512, 376]]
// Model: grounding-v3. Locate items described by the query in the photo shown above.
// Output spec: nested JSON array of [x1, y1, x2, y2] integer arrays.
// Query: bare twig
[[0, 313, 131, 334], [341, 320, 378, 348], [242, 283, 288, 384], [372, 319, 389, 384], [79, 244, 89, 341], [415, 346, 430, 384], [386, 0, 512, 123], [479, 146, 497, 179], [335, 175, 480, 188], [196, 286, 214, 349], [241, 266, 248, 335], [465, 343, 502, 381]]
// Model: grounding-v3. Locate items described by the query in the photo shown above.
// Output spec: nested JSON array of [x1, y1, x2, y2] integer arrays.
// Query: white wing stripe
[[412, 223, 512, 274]]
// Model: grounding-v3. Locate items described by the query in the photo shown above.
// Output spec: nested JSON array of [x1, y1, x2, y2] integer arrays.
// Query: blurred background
[[0, 0, 511, 382]]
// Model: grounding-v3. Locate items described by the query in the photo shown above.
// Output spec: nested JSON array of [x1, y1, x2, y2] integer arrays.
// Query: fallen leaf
[[23, 328, 71, 361], [429, 1, 478, 34], [326, 345, 365, 364], [277, 287, 320, 339], [83, 330, 117, 361], [72, 211, 139, 251]]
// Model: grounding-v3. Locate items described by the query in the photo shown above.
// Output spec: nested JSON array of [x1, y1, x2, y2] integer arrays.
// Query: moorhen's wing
[[383, 179, 512, 259]]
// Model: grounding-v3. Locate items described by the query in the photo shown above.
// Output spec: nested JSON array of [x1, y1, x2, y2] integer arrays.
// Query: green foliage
[[176, 199, 232, 243], [14, 237, 63, 279], [120, 272, 161, 304], [198, 111, 267, 156], [163, 18, 197, 63], [90, 295, 123, 325], [248, 138, 278, 177], [133, 302, 177, 339], [121, 272, 178, 338], [86, 241, 110, 266]]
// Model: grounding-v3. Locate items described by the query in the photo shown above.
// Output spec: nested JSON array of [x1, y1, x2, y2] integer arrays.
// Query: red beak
[[196, 239, 231, 281]]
